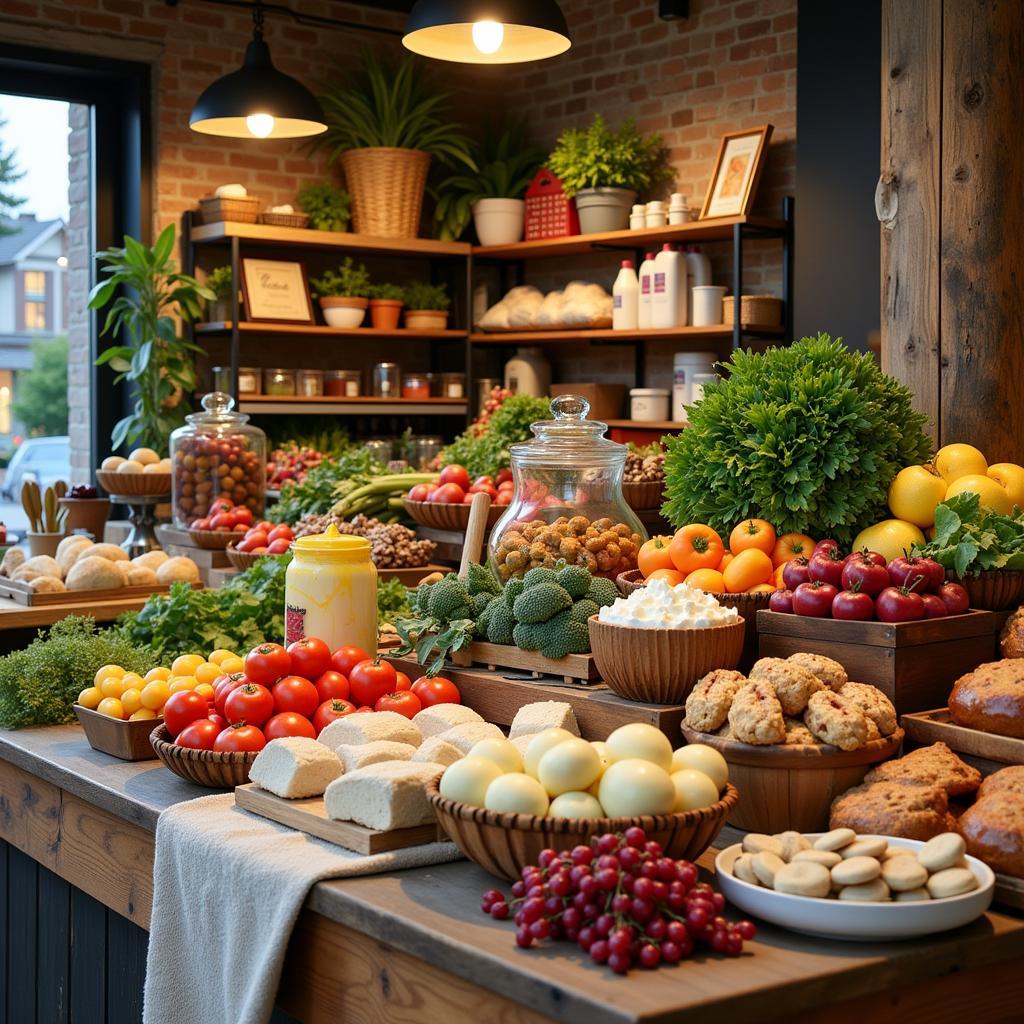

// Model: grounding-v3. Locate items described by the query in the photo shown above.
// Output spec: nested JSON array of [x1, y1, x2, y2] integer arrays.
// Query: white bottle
[[612, 260, 639, 331], [684, 247, 712, 324], [504, 347, 551, 397], [629, 204, 646, 230], [645, 200, 667, 228], [651, 244, 687, 329], [638, 252, 656, 329]]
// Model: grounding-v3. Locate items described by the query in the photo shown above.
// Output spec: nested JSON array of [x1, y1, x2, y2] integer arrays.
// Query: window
[[24, 301, 46, 330], [23, 270, 46, 298]]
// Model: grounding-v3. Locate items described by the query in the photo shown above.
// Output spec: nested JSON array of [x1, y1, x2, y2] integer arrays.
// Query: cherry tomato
[[313, 698, 357, 733], [314, 670, 350, 703], [213, 723, 267, 753], [431, 482, 466, 504], [374, 691, 422, 718], [244, 643, 290, 686], [175, 718, 220, 750], [272, 675, 320, 717], [937, 581, 970, 615], [349, 659, 398, 708], [410, 676, 461, 707], [876, 585, 925, 622], [224, 682, 274, 727], [831, 589, 875, 621], [781, 557, 811, 590], [394, 671, 412, 692], [267, 538, 291, 554], [807, 549, 846, 588], [164, 690, 211, 738], [768, 589, 794, 613], [438, 464, 470, 490], [840, 555, 890, 597], [921, 593, 949, 619], [791, 580, 839, 617], [287, 636, 333, 680], [331, 645, 372, 677], [264, 712, 316, 740]]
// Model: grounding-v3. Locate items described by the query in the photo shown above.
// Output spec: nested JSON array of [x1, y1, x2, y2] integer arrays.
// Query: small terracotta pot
[[59, 496, 111, 540], [27, 530, 65, 558], [405, 309, 449, 331], [320, 296, 368, 329], [369, 298, 404, 330]]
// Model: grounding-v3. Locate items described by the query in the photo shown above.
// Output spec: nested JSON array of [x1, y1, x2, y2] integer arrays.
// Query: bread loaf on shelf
[[948, 659, 1024, 739]]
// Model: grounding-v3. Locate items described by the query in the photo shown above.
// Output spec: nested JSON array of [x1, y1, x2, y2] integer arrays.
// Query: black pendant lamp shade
[[403, 0, 571, 64]]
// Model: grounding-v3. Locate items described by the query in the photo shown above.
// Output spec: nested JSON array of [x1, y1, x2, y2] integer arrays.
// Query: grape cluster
[[479, 826, 755, 974]]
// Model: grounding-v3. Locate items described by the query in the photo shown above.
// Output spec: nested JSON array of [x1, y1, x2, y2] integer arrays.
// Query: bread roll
[[132, 550, 168, 571], [949, 660, 1024, 739], [156, 556, 200, 584], [126, 566, 158, 587], [959, 792, 1024, 878], [30, 576, 66, 594], [23, 555, 61, 579], [89, 543, 129, 562], [57, 537, 94, 577], [65, 556, 124, 591], [0, 547, 24, 576]]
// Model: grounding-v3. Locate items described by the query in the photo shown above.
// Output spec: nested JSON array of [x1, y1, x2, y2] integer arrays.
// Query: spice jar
[[372, 362, 400, 397], [170, 391, 266, 528], [263, 368, 296, 396], [440, 372, 466, 399], [488, 394, 647, 581], [297, 369, 323, 397], [365, 439, 393, 464], [238, 367, 261, 396], [325, 370, 361, 397], [211, 366, 232, 394], [413, 435, 443, 469], [402, 373, 430, 400]]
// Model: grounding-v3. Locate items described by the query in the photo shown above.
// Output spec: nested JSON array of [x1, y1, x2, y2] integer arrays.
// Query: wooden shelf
[[196, 321, 467, 340], [239, 396, 466, 416], [605, 419, 687, 431], [472, 215, 787, 260], [470, 324, 783, 345]]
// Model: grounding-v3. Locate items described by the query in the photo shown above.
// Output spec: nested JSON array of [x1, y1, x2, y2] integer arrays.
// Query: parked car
[[0, 436, 71, 500]]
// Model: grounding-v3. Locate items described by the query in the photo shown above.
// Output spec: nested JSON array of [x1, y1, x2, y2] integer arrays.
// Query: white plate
[[716, 834, 994, 941]]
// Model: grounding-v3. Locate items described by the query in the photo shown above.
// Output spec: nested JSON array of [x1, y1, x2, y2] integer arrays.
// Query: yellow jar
[[284, 524, 377, 655]]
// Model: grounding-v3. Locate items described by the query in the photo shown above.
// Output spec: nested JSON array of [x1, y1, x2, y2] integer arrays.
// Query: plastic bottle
[[612, 260, 639, 330], [668, 194, 692, 224], [629, 204, 646, 230], [504, 346, 551, 396], [638, 252, 656, 329], [651, 244, 686, 329], [684, 247, 712, 325]]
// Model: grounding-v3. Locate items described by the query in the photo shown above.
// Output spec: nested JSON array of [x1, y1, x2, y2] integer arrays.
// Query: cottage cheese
[[598, 578, 739, 629]]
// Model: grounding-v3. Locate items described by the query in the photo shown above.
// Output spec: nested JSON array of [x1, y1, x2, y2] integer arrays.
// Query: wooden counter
[[2, 724, 1024, 1024], [0, 591, 152, 632]]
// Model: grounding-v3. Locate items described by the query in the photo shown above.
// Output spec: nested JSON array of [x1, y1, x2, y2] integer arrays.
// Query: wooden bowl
[[622, 480, 664, 511], [427, 778, 739, 882], [225, 542, 263, 570], [74, 704, 161, 761], [150, 724, 255, 788], [95, 469, 172, 498], [948, 570, 1024, 611], [616, 568, 646, 595], [680, 724, 905, 834], [588, 615, 745, 704], [186, 528, 239, 550], [402, 498, 504, 532]]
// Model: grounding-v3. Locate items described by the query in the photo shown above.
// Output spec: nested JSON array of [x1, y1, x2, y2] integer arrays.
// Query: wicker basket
[[948, 570, 1024, 611], [340, 147, 430, 239], [198, 195, 261, 224], [402, 498, 504, 532], [622, 479, 664, 511], [257, 211, 310, 229], [723, 295, 782, 327], [225, 542, 263, 570], [150, 724, 256, 788], [186, 528, 239, 550], [95, 469, 172, 498]]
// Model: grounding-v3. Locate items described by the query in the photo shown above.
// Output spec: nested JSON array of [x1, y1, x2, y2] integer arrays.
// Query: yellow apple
[[887, 465, 948, 527], [987, 463, 1024, 510], [934, 443, 988, 484], [944, 474, 1012, 515], [851, 519, 926, 563]]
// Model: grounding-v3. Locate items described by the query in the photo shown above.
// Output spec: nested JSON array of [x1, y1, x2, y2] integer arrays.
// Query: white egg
[[671, 744, 728, 792], [598, 759, 675, 817], [129, 447, 160, 465], [549, 791, 605, 819], [101, 455, 125, 471], [537, 737, 602, 796], [469, 737, 522, 775], [591, 740, 611, 771], [670, 769, 720, 812], [484, 773, 549, 815], [606, 723, 673, 771], [523, 727, 576, 778], [143, 462, 169, 474], [439, 756, 504, 807], [116, 460, 144, 474]]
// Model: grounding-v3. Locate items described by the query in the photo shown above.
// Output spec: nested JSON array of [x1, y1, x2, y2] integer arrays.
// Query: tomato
[[264, 712, 316, 740], [876, 585, 925, 622], [496, 468, 513, 485], [841, 555, 889, 597], [237, 531, 268, 552], [791, 581, 838, 617], [349, 659, 398, 708], [193, 518, 211, 530], [683, 568, 726, 593], [728, 519, 777, 556], [210, 512, 234, 530], [472, 475, 494, 488], [646, 568, 685, 586], [921, 593, 949, 619], [267, 538, 291, 554], [431, 482, 465, 504], [888, 555, 944, 593], [375, 691, 422, 718], [773, 563, 787, 589], [331, 645, 372, 677], [233, 507, 253, 527], [267, 525, 294, 543], [214, 672, 247, 716], [163, 690, 211, 738], [813, 539, 841, 557], [747, 582, 777, 594], [410, 676, 461, 707], [175, 719, 220, 750], [408, 483, 432, 502], [807, 549, 846, 588], [832, 589, 875, 621], [394, 671, 412, 692], [213, 723, 267, 753], [287, 636, 333, 680], [438, 464, 471, 490], [314, 670, 350, 703], [937, 581, 970, 615], [668, 524, 725, 575], [722, 548, 773, 593], [354, 706, 374, 713], [781, 557, 811, 590], [244, 643, 290, 686], [272, 675, 320, 717], [768, 589, 794, 613], [637, 535, 675, 577], [313, 698, 357, 733], [224, 682, 274, 727], [207, 712, 227, 732], [850, 548, 887, 567], [468, 483, 498, 499], [770, 532, 816, 567], [494, 490, 512, 506]]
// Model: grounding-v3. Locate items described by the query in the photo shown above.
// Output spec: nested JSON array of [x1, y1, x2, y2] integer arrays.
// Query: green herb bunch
[[661, 334, 932, 546], [309, 257, 371, 299], [403, 280, 449, 311], [367, 282, 405, 301], [297, 183, 351, 232], [440, 393, 549, 478], [269, 448, 386, 523], [916, 492, 1024, 575], [205, 265, 233, 300], [377, 576, 413, 627]]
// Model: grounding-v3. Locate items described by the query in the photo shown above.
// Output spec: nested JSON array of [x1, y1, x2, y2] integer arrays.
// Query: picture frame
[[700, 124, 774, 220], [239, 258, 314, 323]]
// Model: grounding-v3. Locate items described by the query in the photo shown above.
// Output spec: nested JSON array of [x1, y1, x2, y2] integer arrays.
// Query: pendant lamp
[[190, 2, 326, 139], [403, 0, 571, 64]]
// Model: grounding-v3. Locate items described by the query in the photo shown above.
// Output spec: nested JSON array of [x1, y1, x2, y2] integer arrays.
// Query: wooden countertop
[[2, 724, 1024, 1023], [0, 592, 151, 631]]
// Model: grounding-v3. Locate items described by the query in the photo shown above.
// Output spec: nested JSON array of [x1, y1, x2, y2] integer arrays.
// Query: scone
[[830, 781, 953, 841], [786, 652, 848, 691], [1000, 607, 1024, 659], [803, 690, 869, 751], [837, 681, 898, 736], [978, 765, 1024, 800], [783, 716, 818, 746], [749, 658, 823, 715], [684, 669, 747, 732], [727, 680, 785, 745], [959, 792, 1024, 878], [948, 660, 1024, 739], [864, 741, 981, 797]]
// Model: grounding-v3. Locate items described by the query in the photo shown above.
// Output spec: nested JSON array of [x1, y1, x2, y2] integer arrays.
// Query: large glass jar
[[170, 392, 266, 528], [488, 394, 647, 582]]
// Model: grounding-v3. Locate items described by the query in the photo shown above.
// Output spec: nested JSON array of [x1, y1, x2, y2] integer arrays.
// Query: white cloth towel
[[143, 792, 462, 1024]]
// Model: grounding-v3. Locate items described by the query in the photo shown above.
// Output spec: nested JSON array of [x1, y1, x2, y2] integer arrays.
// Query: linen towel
[[143, 792, 462, 1024]]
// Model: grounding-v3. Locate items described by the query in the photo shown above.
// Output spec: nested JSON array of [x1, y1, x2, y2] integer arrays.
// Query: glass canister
[[488, 394, 647, 582], [402, 373, 431, 399], [170, 391, 266, 528], [372, 362, 400, 397], [297, 369, 324, 397], [238, 366, 261, 396], [285, 523, 377, 655], [325, 370, 361, 397]]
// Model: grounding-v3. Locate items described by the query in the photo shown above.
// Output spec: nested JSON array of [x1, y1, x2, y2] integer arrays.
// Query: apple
[[987, 463, 1024, 509], [887, 464, 948, 527], [944, 474, 1012, 515], [933, 443, 988, 484], [851, 519, 926, 565]]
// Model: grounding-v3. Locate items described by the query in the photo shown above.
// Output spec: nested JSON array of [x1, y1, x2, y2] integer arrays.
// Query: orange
[[684, 568, 726, 594], [728, 519, 777, 556], [637, 536, 675, 577], [723, 548, 774, 593], [770, 532, 816, 567], [747, 582, 777, 594], [668, 524, 725, 575], [646, 568, 685, 586]]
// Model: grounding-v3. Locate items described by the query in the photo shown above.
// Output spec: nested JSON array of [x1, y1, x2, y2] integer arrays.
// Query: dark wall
[[795, 1, 881, 351]]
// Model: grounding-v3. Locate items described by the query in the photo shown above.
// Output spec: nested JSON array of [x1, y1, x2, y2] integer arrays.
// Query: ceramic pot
[[320, 296, 368, 329], [58, 497, 111, 540], [27, 530, 65, 558], [369, 299, 404, 331], [574, 187, 637, 234], [472, 198, 525, 246], [405, 309, 449, 331]]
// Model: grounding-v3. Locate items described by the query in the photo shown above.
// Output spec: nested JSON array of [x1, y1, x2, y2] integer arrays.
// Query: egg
[[469, 737, 523, 775], [116, 460, 144, 474], [129, 447, 160, 465], [549, 791, 605, 819], [671, 744, 728, 792], [143, 462, 169, 474], [670, 769, 720, 812], [439, 756, 504, 807], [484, 773, 549, 815], [537, 737, 602, 796], [523, 727, 576, 778], [587, 740, 611, 796], [101, 456, 125, 471], [606, 723, 673, 771], [598, 759, 675, 817]]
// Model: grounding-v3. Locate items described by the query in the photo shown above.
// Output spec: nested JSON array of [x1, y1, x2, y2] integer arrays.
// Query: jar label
[[345, 381, 358, 396], [285, 603, 305, 644], [613, 295, 622, 309], [446, 384, 464, 398]]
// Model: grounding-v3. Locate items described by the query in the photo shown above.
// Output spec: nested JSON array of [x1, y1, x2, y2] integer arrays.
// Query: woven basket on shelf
[[948, 570, 1024, 611], [622, 480, 665, 511], [198, 195, 261, 224], [225, 542, 262, 571], [257, 211, 310, 229], [95, 469, 172, 498], [402, 498, 504, 532], [340, 147, 430, 238], [187, 528, 238, 550], [723, 295, 782, 326], [151, 725, 255, 788]]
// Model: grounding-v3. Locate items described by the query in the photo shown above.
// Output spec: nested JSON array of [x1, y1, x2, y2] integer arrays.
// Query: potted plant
[[297, 183, 351, 232], [548, 114, 671, 234], [315, 51, 475, 239], [205, 265, 234, 322], [59, 484, 111, 541], [434, 121, 546, 245], [403, 281, 450, 330], [310, 257, 372, 328], [367, 282, 405, 331]]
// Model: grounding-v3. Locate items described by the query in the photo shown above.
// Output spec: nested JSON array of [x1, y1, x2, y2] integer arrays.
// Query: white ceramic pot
[[320, 296, 368, 329], [575, 187, 637, 234], [472, 198, 525, 246], [691, 286, 728, 327]]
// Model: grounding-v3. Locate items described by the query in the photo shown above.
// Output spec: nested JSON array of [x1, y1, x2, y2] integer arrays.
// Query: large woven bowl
[[622, 480, 665, 511], [403, 498, 504, 532], [949, 570, 1024, 611], [225, 541, 263, 570], [187, 528, 239, 550], [150, 724, 255, 788], [95, 469, 172, 498], [427, 778, 739, 881], [588, 615, 745, 704]]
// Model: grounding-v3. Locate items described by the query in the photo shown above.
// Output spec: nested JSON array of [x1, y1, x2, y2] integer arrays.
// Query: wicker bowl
[[187, 528, 239, 550], [257, 211, 310, 229], [150, 724, 255, 788], [427, 778, 739, 881], [622, 480, 665, 511], [723, 294, 783, 327], [948, 570, 1024, 611], [95, 469, 172, 498], [225, 542, 263, 570], [588, 615, 745, 704], [402, 498, 505, 532], [198, 194, 261, 224]]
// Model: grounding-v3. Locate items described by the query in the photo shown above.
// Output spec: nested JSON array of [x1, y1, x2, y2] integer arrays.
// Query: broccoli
[[523, 565, 559, 588], [486, 598, 515, 645], [471, 591, 493, 617], [512, 621, 545, 651], [569, 598, 599, 624], [466, 562, 501, 597], [504, 576, 526, 610], [413, 582, 433, 615], [476, 597, 495, 635], [587, 576, 619, 608], [537, 609, 591, 659], [513, 581, 572, 624], [428, 573, 472, 622], [556, 563, 592, 599]]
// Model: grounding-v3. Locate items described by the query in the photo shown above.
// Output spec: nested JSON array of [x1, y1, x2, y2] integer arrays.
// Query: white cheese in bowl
[[597, 578, 739, 629]]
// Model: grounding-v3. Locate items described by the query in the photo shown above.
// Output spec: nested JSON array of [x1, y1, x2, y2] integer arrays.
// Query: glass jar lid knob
[[550, 394, 590, 421]]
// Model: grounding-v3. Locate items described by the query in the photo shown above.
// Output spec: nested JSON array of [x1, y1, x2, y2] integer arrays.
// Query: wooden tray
[[378, 564, 449, 585], [451, 641, 601, 685], [901, 708, 1024, 769], [74, 704, 161, 761], [234, 783, 445, 854], [0, 578, 200, 607], [994, 872, 1024, 910]]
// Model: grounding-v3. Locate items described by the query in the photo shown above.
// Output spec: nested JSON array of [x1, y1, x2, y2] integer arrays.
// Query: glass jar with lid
[[488, 394, 647, 582], [264, 368, 296, 396], [372, 362, 400, 397], [170, 391, 266, 528], [325, 369, 361, 397]]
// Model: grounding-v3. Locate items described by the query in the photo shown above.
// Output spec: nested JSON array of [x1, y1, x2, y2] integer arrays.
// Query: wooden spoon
[[459, 490, 492, 578]]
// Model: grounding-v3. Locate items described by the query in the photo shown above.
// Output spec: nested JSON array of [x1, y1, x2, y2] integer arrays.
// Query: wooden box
[[452, 641, 601, 685], [756, 609, 1002, 714], [549, 383, 626, 422], [901, 708, 1024, 774], [74, 704, 160, 761]]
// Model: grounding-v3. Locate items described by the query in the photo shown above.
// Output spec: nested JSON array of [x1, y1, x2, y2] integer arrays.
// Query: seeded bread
[[323, 760, 445, 830], [317, 711, 422, 751], [411, 736, 463, 767], [249, 737, 344, 799], [509, 701, 579, 739], [412, 704, 483, 739], [335, 741, 417, 772]]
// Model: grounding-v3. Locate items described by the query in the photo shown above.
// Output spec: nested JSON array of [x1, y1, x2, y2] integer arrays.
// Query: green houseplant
[[205, 265, 233, 321], [310, 257, 371, 328], [297, 183, 351, 232], [548, 114, 671, 233], [315, 51, 475, 239], [88, 224, 212, 452], [367, 282, 405, 331], [403, 280, 450, 330]]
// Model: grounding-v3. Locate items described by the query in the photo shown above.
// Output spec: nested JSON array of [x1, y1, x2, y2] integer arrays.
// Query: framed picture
[[700, 124, 774, 220], [240, 258, 314, 323]]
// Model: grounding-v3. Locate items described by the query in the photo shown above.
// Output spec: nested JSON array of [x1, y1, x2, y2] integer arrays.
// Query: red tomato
[[813, 539, 841, 557], [921, 593, 949, 619], [314, 670, 350, 703], [472, 475, 494, 488], [266, 538, 291, 554], [232, 523, 248, 534], [394, 671, 412, 692], [193, 518, 211, 530], [468, 484, 498, 499], [876, 586, 925, 623], [264, 712, 316, 740], [207, 712, 227, 732], [408, 483, 432, 502], [807, 550, 845, 588], [213, 723, 267, 753], [214, 672, 247, 716], [175, 719, 220, 750], [210, 512, 234, 530], [233, 507, 253, 527], [791, 581, 839, 617], [461, 493, 475, 505], [244, 643, 290, 686], [267, 525, 294, 543], [840, 555, 890, 597], [431, 482, 465, 504], [287, 636, 333, 680], [224, 682, 274, 727], [349, 659, 397, 708], [164, 691, 211, 738], [937, 581, 970, 615], [354, 706, 374, 713], [313, 698, 357, 733], [375, 691, 422, 718], [494, 491, 512, 506], [781, 557, 811, 590], [331, 645, 372, 677], [831, 589, 875, 621], [410, 676, 461, 707], [496, 469, 513, 485], [238, 531, 268, 552], [768, 589, 794, 613], [272, 675, 320, 717], [438, 464, 470, 490]]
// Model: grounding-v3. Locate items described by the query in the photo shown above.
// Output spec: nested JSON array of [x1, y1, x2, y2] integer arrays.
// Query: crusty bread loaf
[[959, 791, 1024, 878], [410, 737, 463, 767], [323, 760, 444, 830], [508, 701, 579, 739], [249, 737, 344, 798], [334, 741, 416, 772], [948, 660, 1024, 739], [436, 721, 504, 755], [318, 711, 422, 751], [412, 704, 483, 739]]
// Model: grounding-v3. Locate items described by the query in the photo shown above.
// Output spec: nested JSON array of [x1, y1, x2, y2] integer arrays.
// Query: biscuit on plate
[[864, 741, 981, 797]]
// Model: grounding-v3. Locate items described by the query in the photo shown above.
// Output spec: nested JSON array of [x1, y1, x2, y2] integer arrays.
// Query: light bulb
[[246, 113, 275, 138], [471, 20, 504, 55]]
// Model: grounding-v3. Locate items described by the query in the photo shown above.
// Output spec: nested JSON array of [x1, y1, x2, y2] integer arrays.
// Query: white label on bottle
[[447, 383, 464, 398], [345, 381, 358, 396], [613, 295, 623, 309]]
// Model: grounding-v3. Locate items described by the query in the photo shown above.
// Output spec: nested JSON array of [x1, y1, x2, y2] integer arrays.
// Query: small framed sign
[[700, 124, 774, 220], [240, 258, 314, 323]]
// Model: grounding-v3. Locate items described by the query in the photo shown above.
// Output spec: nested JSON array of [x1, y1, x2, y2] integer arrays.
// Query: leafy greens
[[916, 492, 1024, 575]]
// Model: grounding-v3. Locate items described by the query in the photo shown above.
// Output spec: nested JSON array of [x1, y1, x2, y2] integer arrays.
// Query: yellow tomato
[[144, 666, 171, 683], [208, 649, 237, 666], [169, 678, 196, 694], [646, 568, 685, 586], [93, 663, 124, 686], [723, 548, 774, 593], [129, 708, 157, 722], [194, 683, 215, 702], [194, 662, 221, 686], [747, 582, 777, 594], [684, 568, 726, 593], [96, 697, 125, 720], [120, 687, 143, 716], [78, 686, 102, 710], [219, 655, 245, 675], [99, 675, 126, 699], [171, 653, 205, 676], [120, 671, 145, 691], [140, 680, 171, 710]]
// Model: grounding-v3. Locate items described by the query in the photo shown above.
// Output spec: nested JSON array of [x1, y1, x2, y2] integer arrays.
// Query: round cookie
[[742, 833, 784, 857], [786, 652, 848, 691], [895, 887, 932, 902], [881, 856, 929, 892], [774, 861, 831, 899], [840, 837, 889, 859], [752, 851, 786, 887], [776, 831, 812, 861], [882, 845, 916, 860], [732, 853, 760, 886], [926, 867, 977, 899], [815, 828, 856, 852], [838, 878, 891, 902], [793, 849, 842, 868], [918, 832, 966, 873], [831, 856, 882, 886]]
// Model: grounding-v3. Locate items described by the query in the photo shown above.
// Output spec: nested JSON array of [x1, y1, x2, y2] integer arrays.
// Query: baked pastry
[[863, 741, 981, 797], [959, 792, 1024, 878], [684, 669, 747, 733], [727, 680, 786, 746], [1000, 607, 1024, 659], [786, 652, 848, 691], [837, 681, 898, 736], [977, 765, 1024, 800], [803, 690, 869, 751], [948, 660, 1024, 739], [783, 716, 818, 745], [749, 658, 824, 715], [829, 781, 954, 841]]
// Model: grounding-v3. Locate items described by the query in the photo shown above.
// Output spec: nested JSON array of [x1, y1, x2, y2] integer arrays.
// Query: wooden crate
[[73, 705, 160, 761], [901, 707, 1024, 774], [0, 578, 198, 608], [756, 609, 1003, 714], [451, 641, 600, 685]]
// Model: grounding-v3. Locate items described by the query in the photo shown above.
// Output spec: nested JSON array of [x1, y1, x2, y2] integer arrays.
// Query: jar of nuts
[[488, 394, 647, 581], [170, 391, 266, 529]]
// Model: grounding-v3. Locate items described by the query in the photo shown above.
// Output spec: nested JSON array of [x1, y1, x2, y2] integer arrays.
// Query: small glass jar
[[238, 366, 261, 396], [297, 369, 324, 397], [365, 439, 393, 464], [413, 435, 443, 469], [426, 372, 441, 397], [263, 368, 296, 396], [324, 370, 361, 397], [402, 373, 430, 400], [211, 365, 232, 394], [372, 362, 400, 397], [440, 372, 466, 399]]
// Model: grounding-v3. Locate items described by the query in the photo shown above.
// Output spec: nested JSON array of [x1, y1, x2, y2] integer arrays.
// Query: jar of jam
[[238, 367, 261, 396], [402, 373, 430, 399], [325, 370, 361, 397]]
